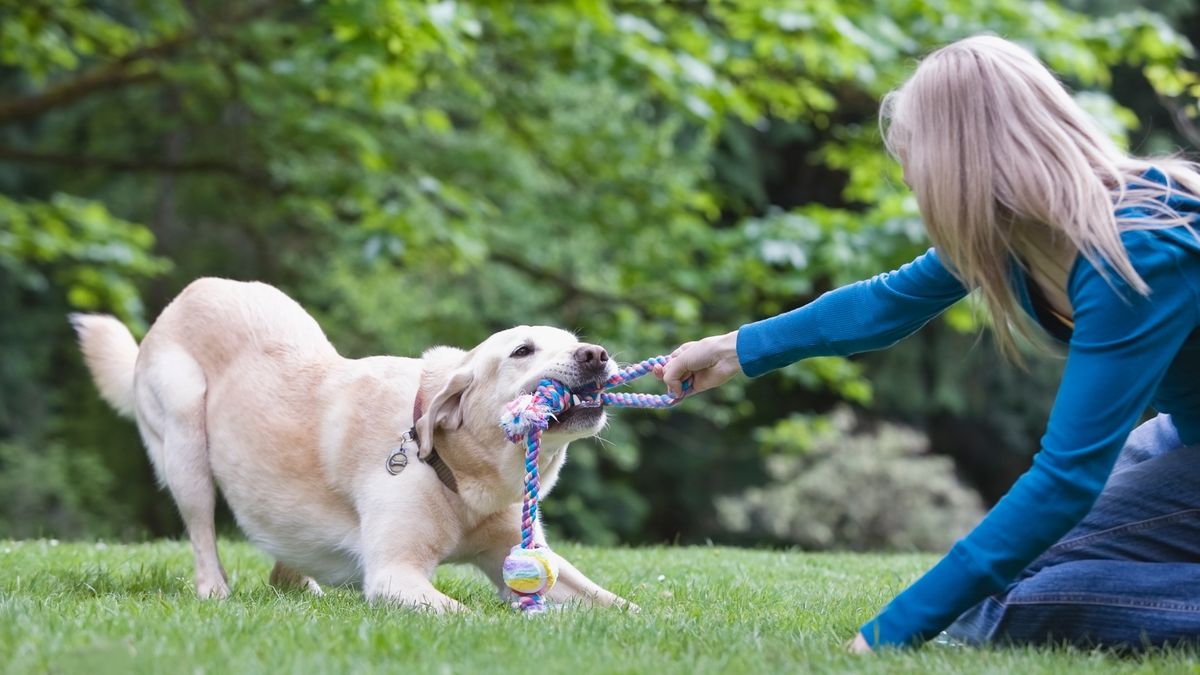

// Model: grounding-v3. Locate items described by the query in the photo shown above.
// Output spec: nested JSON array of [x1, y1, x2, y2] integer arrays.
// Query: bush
[[717, 407, 983, 551], [0, 441, 122, 539]]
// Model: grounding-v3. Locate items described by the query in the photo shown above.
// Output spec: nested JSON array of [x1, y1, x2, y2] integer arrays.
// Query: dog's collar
[[386, 386, 459, 494]]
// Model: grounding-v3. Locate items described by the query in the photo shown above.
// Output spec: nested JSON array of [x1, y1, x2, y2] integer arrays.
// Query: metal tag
[[386, 445, 408, 475], [387, 429, 418, 475]]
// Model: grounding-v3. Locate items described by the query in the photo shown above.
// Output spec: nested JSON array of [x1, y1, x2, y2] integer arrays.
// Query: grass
[[1, 540, 1197, 674]]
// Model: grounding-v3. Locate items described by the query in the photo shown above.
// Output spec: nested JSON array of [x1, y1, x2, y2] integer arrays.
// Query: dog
[[72, 277, 632, 611]]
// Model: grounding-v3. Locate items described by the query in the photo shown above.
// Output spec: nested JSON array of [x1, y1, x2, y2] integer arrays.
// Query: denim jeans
[[944, 414, 1200, 650]]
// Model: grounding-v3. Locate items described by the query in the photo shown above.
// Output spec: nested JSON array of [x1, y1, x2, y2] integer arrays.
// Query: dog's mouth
[[546, 402, 604, 432], [518, 375, 608, 433]]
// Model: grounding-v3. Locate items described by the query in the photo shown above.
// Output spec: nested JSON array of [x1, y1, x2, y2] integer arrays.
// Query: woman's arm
[[658, 248, 967, 397], [861, 231, 1199, 647], [736, 248, 968, 377]]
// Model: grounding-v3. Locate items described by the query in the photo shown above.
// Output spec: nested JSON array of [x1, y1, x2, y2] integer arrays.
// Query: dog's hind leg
[[139, 347, 229, 599], [166, 433, 229, 600], [269, 561, 324, 596]]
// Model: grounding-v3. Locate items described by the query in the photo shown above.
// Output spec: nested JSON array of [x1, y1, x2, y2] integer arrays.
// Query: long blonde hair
[[881, 35, 1200, 359]]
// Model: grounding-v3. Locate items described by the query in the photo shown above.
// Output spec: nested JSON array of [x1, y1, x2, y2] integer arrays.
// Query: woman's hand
[[847, 632, 873, 655], [653, 330, 742, 398]]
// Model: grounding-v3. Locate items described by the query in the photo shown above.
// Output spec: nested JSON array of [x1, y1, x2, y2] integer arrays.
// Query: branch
[[0, 34, 190, 126], [490, 250, 657, 319], [0, 146, 270, 182], [0, 0, 282, 127]]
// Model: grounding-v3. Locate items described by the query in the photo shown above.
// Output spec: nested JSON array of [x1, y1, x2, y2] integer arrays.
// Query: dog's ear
[[416, 349, 476, 460]]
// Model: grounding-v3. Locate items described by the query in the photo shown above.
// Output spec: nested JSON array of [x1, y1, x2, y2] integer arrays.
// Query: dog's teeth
[[572, 395, 580, 406]]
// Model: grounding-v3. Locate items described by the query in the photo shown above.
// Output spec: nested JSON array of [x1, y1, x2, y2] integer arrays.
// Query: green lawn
[[0, 540, 1195, 674]]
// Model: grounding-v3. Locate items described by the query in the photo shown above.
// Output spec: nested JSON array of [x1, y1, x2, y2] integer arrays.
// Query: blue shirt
[[735, 182, 1200, 647]]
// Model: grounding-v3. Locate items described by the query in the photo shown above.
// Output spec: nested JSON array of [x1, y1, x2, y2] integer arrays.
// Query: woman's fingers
[[654, 341, 696, 395], [653, 344, 691, 380], [662, 356, 692, 399], [653, 332, 740, 398], [847, 632, 873, 654]]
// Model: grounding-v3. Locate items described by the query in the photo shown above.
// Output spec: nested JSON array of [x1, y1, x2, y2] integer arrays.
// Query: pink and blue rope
[[517, 427, 543, 611], [500, 355, 689, 612], [588, 355, 688, 408]]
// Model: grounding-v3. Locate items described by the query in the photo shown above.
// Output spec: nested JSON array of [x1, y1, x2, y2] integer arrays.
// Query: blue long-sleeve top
[[736, 178, 1200, 648]]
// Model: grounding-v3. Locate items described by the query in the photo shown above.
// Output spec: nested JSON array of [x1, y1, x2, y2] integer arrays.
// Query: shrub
[[0, 441, 122, 539], [717, 407, 983, 551]]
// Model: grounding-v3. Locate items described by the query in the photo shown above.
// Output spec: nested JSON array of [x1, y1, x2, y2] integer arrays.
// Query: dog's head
[[415, 326, 614, 460]]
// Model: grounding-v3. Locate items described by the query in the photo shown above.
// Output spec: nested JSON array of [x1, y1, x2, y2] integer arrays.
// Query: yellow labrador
[[72, 278, 630, 610]]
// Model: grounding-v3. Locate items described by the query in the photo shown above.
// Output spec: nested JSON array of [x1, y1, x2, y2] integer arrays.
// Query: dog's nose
[[574, 344, 609, 365]]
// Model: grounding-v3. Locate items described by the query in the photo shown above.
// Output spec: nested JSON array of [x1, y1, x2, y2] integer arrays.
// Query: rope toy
[[498, 355, 690, 613]]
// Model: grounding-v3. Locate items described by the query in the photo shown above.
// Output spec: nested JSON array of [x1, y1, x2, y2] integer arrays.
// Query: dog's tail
[[70, 313, 140, 419]]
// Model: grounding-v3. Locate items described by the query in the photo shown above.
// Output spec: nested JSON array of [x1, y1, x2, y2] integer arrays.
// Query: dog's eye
[[510, 344, 534, 358]]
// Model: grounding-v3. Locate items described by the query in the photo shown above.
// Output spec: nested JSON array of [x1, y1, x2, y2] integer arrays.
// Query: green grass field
[[1, 540, 1196, 674]]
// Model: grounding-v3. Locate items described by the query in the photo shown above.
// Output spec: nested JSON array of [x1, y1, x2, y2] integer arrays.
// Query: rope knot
[[500, 380, 574, 443]]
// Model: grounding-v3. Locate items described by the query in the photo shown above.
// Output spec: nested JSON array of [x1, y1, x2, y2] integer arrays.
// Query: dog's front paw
[[195, 577, 231, 600], [416, 593, 468, 613], [368, 593, 467, 613], [365, 580, 466, 613]]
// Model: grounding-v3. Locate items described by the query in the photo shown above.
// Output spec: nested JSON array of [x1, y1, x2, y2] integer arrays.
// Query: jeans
[[944, 414, 1200, 650]]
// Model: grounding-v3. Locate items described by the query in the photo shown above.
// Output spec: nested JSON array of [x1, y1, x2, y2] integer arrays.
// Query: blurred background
[[2, 0, 1197, 550]]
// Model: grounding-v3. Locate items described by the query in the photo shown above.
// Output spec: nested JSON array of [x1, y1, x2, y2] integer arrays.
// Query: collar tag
[[386, 428, 419, 475]]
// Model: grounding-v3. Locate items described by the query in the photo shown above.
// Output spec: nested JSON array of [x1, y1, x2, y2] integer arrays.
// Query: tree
[[1, 0, 1195, 543]]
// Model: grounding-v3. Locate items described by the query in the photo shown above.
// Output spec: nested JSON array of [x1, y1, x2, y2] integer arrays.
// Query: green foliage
[[0, 442, 121, 539], [0, 0, 1196, 543], [0, 193, 168, 329], [0, 190, 169, 539]]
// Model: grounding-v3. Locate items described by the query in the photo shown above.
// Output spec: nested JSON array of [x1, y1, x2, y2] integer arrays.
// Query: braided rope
[[499, 355, 688, 613]]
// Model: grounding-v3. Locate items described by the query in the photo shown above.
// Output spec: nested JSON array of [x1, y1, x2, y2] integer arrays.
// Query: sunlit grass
[[0, 540, 1194, 674]]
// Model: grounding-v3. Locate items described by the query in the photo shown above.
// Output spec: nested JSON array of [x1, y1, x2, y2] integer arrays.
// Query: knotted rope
[[497, 355, 689, 613]]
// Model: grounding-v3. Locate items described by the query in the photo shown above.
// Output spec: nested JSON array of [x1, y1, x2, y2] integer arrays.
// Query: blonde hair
[[881, 35, 1200, 359]]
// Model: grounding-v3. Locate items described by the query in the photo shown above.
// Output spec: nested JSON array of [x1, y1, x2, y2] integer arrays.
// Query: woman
[[657, 35, 1200, 651]]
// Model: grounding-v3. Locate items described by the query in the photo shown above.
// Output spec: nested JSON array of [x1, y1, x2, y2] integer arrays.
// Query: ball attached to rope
[[502, 545, 559, 596]]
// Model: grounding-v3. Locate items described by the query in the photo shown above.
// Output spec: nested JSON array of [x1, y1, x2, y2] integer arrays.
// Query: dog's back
[[141, 278, 338, 379], [74, 278, 338, 410]]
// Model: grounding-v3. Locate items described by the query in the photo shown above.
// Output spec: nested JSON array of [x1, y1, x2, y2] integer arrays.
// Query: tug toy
[[498, 355, 690, 613]]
